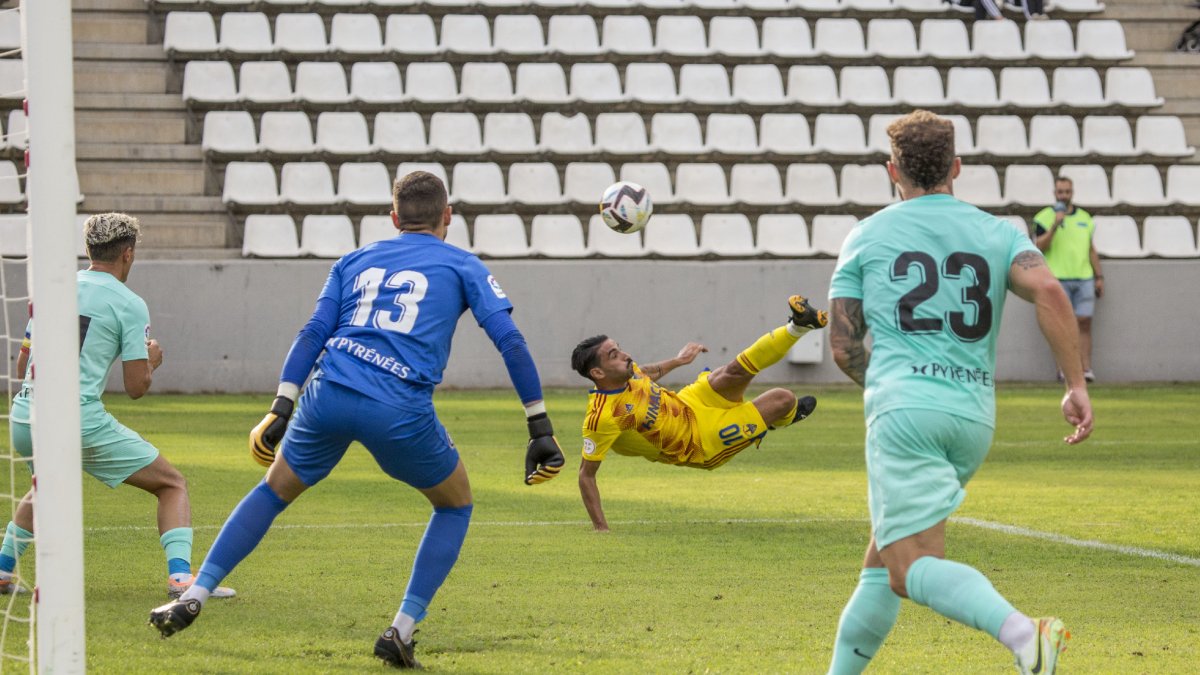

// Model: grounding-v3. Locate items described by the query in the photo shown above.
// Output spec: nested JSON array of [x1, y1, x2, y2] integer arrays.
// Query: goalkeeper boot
[[1014, 617, 1070, 675], [148, 598, 202, 638], [788, 295, 829, 330], [374, 627, 422, 669], [168, 574, 237, 600]]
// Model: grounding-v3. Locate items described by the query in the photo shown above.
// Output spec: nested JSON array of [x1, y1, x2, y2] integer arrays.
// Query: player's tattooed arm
[[830, 297, 870, 388], [1012, 250, 1046, 271]]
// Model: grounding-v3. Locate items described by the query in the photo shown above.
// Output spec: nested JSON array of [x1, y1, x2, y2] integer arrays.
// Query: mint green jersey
[[16, 270, 151, 425], [829, 194, 1039, 427]]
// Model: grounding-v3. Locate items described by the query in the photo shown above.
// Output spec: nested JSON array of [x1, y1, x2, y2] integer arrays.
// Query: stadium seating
[[810, 215, 858, 256], [643, 215, 700, 257], [1141, 216, 1199, 258], [529, 215, 588, 257], [299, 215, 356, 258], [587, 214, 646, 257], [0, 214, 26, 257], [754, 215, 814, 257], [1090, 216, 1145, 257], [242, 215, 300, 257], [700, 214, 757, 256], [472, 214, 530, 257]]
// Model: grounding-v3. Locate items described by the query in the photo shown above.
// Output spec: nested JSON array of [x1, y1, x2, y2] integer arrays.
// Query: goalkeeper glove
[[524, 413, 565, 485], [249, 395, 294, 467]]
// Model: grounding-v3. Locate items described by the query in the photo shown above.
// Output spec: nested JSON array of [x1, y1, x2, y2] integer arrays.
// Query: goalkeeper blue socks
[[194, 481, 289, 597], [396, 504, 473, 638], [828, 567, 900, 675], [0, 522, 33, 574], [160, 527, 193, 579], [905, 556, 1016, 639]]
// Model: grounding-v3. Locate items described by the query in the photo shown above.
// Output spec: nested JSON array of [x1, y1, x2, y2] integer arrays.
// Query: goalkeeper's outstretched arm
[[481, 310, 565, 485]]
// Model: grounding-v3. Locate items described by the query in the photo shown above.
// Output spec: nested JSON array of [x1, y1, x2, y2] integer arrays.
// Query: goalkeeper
[[571, 295, 828, 532], [149, 171, 565, 669]]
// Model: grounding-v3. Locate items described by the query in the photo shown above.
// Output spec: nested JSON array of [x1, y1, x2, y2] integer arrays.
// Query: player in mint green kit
[[825, 111, 1094, 675], [2, 213, 232, 600]]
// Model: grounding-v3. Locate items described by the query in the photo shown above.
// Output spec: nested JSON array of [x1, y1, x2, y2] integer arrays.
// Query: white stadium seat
[[386, 15, 439, 55], [947, 68, 998, 107], [755, 215, 814, 257], [625, 63, 680, 104], [0, 214, 27, 258], [1141, 216, 1199, 258], [219, 12, 273, 54], [946, 115, 979, 156], [707, 114, 760, 154], [350, 62, 403, 103], [601, 15, 655, 55], [280, 162, 336, 205], [275, 13, 327, 56], [700, 214, 756, 256], [259, 111, 315, 155], [300, 215, 356, 258], [919, 19, 970, 60], [508, 163, 562, 205], [494, 15, 546, 55], [406, 63, 459, 104], [761, 17, 814, 57], [675, 163, 730, 206], [1111, 165, 1166, 206], [461, 63, 515, 104], [1166, 165, 1200, 206], [1104, 67, 1163, 107], [1051, 67, 1106, 107], [4, 109, 27, 151], [643, 215, 700, 257], [429, 112, 484, 155], [976, 115, 1031, 157], [810, 215, 857, 256], [867, 19, 920, 58], [1058, 164, 1116, 208], [183, 61, 237, 103], [1029, 116, 1084, 157], [451, 162, 508, 206], [440, 15, 495, 55], [1000, 68, 1052, 108], [374, 112, 428, 154], [1091, 216, 1145, 257], [787, 65, 841, 106], [595, 113, 649, 155], [840, 66, 894, 106], [570, 63, 624, 104], [548, 15, 601, 55], [445, 214, 470, 251], [679, 64, 732, 104], [223, 162, 278, 205], [202, 111, 257, 154], [1004, 164, 1056, 206], [813, 114, 869, 155], [587, 214, 645, 257], [620, 163, 675, 204], [1077, 20, 1133, 59], [337, 162, 391, 206], [710, 17, 762, 57], [973, 20, 1025, 60], [484, 113, 539, 155], [954, 165, 1007, 207], [1082, 116, 1137, 157], [529, 215, 588, 258], [515, 63, 570, 104], [540, 112, 594, 155], [358, 215, 397, 248], [841, 164, 893, 205], [730, 164, 786, 205], [0, 161, 22, 204], [1135, 116, 1196, 158], [786, 163, 843, 205], [651, 113, 706, 154], [868, 114, 901, 154], [396, 162, 448, 188], [761, 114, 814, 155], [732, 65, 786, 105], [294, 62, 349, 104], [814, 19, 866, 57], [893, 67, 946, 106], [656, 16, 710, 56], [317, 112, 371, 156], [1025, 20, 1080, 59], [239, 61, 293, 103], [165, 12, 218, 54], [330, 14, 383, 54], [564, 162, 615, 205], [243, 215, 299, 257], [472, 215, 529, 257]]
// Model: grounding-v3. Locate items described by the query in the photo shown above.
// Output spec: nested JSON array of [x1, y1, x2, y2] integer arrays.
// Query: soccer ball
[[599, 181, 653, 234]]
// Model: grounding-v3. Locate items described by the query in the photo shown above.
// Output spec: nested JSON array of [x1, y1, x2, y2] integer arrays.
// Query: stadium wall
[[5, 259, 1191, 393]]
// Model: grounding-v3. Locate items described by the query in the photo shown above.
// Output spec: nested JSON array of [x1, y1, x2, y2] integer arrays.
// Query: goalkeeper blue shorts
[[866, 408, 993, 549], [281, 375, 459, 490]]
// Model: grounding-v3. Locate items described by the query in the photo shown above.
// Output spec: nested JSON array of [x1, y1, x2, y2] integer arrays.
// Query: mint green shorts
[[866, 408, 994, 549], [10, 395, 159, 489]]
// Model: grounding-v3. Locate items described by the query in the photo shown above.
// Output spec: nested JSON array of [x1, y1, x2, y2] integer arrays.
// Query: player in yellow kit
[[570, 295, 828, 531]]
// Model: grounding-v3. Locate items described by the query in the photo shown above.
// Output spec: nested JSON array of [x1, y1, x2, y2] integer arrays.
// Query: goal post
[[22, 0, 86, 672]]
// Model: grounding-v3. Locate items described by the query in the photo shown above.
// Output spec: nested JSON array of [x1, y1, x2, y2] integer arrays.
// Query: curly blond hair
[[84, 212, 141, 262], [887, 110, 956, 191]]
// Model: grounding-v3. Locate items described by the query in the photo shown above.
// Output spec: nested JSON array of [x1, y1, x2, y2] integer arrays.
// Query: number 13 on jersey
[[351, 268, 429, 334]]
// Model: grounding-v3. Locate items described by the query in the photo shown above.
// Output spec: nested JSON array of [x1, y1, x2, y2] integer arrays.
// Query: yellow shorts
[[677, 371, 768, 470]]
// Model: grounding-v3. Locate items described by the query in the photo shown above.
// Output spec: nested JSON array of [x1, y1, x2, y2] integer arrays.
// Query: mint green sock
[[828, 567, 901, 675], [160, 527, 193, 577], [906, 556, 1016, 639], [0, 522, 33, 572]]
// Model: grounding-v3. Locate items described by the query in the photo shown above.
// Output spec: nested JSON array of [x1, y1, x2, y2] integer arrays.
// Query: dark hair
[[1054, 176, 1074, 186], [887, 110, 956, 191], [571, 335, 609, 380], [392, 171, 448, 231]]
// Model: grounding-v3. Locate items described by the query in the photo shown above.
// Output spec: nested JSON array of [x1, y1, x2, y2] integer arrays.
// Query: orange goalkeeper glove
[[524, 413, 564, 485], [249, 395, 294, 467]]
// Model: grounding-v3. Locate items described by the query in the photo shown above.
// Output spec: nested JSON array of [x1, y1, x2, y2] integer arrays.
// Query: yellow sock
[[735, 325, 800, 375]]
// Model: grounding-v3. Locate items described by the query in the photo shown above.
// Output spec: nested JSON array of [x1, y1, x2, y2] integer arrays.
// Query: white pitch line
[[952, 517, 1200, 568], [83, 516, 1200, 567]]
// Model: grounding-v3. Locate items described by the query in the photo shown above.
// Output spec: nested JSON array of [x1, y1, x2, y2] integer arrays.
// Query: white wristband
[[524, 401, 547, 417], [276, 382, 300, 402]]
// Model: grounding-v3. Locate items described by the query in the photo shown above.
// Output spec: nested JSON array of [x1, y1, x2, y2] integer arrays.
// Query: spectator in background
[[1033, 176, 1103, 382], [974, 0, 1005, 20]]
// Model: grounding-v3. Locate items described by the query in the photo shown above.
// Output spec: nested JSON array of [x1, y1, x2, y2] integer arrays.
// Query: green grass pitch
[[2, 384, 1198, 673]]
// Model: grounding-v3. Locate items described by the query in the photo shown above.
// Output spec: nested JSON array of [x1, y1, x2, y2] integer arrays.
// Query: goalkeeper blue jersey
[[829, 194, 1039, 427], [309, 232, 512, 411]]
